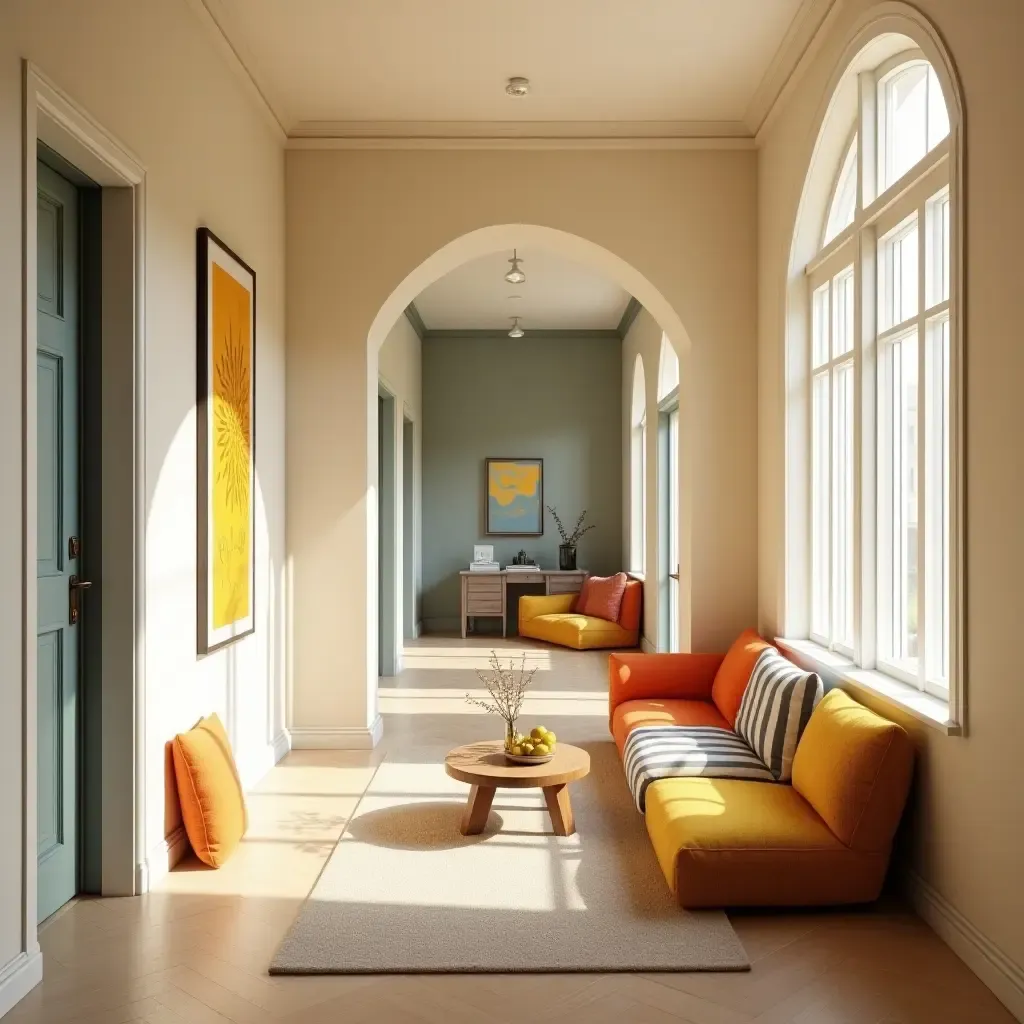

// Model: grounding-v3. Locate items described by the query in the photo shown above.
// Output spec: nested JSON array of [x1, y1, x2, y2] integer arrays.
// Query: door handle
[[69, 575, 93, 625]]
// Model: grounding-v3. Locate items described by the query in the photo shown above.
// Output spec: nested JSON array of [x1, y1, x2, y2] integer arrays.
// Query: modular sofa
[[609, 630, 915, 908], [518, 579, 641, 650]]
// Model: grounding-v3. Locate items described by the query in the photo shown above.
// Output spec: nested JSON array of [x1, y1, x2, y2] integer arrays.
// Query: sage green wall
[[422, 333, 622, 631]]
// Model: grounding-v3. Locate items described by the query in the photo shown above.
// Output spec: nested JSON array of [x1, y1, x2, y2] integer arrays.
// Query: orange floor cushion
[[612, 697, 730, 753], [171, 712, 248, 868]]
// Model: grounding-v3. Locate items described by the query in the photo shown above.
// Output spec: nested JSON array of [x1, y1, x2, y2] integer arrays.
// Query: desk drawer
[[548, 574, 585, 594], [505, 572, 543, 584], [466, 576, 502, 596], [467, 597, 504, 616]]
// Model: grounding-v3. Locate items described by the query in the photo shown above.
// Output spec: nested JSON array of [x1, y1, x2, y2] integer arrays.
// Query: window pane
[[824, 136, 858, 244], [887, 336, 919, 665], [812, 282, 830, 367], [884, 64, 928, 187], [811, 371, 831, 638], [881, 220, 918, 329], [925, 318, 950, 689], [927, 192, 950, 307], [668, 408, 680, 653], [832, 268, 855, 357], [927, 66, 950, 148], [832, 361, 855, 648]]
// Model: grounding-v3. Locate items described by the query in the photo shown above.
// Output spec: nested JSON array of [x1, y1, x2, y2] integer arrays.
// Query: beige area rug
[[270, 742, 749, 974]]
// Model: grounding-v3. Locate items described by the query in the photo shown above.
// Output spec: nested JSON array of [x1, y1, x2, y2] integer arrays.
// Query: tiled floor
[[11, 638, 1016, 1023]]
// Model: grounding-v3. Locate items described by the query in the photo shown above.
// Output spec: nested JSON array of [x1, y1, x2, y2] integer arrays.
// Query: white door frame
[[17, 60, 147, 995]]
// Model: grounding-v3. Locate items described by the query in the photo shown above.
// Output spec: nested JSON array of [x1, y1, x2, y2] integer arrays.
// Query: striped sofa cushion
[[735, 648, 822, 782], [623, 725, 775, 813]]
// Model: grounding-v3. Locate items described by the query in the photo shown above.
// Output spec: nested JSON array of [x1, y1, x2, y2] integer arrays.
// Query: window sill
[[775, 638, 961, 736], [627, 571, 646, 582]]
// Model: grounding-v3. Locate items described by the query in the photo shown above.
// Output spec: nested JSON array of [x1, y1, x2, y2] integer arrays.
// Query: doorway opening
[[378, 387, 398, 677], [402, 415, 416, 641]]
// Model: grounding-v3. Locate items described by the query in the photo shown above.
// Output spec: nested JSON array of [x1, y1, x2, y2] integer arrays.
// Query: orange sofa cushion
[[171, 713, 247, 868], [792, 689, 914, 853], [617, 579, 642, 632], [711, 628, 773, 727], [577, 572, 628, 620], [612, 697, 729, 753]]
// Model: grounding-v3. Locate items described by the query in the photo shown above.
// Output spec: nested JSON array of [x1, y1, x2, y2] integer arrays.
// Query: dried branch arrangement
[[465, 651, 537, 749], [547, 506, 596, 546]]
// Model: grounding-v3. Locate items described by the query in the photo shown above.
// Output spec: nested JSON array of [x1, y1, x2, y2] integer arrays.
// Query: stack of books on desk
[[505, 564, 539, 572], [468, 560, 500, 572]]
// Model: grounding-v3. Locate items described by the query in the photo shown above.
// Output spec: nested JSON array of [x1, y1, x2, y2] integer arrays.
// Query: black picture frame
[[484, 457, 544, 536], [196, 227, 257, 654]]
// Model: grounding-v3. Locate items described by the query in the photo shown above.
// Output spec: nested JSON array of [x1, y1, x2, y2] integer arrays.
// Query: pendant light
[[508, 316, 525, 338], [505, 249, 526, 285]]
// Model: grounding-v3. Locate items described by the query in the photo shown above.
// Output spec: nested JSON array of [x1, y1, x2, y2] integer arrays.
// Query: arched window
[[796, 39, 960, 707], [657, 332, 679, 400], [629, 355, 647, 573]]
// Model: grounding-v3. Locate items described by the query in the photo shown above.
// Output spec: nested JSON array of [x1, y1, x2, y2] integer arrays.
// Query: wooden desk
[[459, 569, 587, 638]]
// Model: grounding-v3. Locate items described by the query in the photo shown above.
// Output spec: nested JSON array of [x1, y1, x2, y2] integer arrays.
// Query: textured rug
[[270, 742, 749, 974]]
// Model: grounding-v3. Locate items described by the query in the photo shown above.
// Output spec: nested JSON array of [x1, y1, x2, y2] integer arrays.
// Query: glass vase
[[558, 543, 577, 570]]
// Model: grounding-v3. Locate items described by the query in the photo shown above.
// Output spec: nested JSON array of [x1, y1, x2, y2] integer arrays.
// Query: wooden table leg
[[544, 783, 575, 836], [460, 784, 496, 836]]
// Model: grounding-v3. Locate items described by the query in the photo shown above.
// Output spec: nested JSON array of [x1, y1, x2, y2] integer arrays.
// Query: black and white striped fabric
[[623, 725, 775, 813], [734, 648, 822, 783]]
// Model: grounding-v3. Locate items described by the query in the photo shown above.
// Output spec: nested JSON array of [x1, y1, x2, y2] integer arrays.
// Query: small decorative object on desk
[[547, 506, 596, 571], [507, 548, 538, 571], [465, 652, 557, 762], [469, 543, 500, 572]]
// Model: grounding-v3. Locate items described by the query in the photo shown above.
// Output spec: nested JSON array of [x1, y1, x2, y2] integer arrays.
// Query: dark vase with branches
[[547, 506, 595, 570]]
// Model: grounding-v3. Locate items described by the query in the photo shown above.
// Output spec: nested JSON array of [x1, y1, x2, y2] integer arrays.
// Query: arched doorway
[[366, 225, 694, 740]]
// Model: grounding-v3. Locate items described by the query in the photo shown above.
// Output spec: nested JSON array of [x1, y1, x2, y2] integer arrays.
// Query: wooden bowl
[[503, 750, 555, 765]]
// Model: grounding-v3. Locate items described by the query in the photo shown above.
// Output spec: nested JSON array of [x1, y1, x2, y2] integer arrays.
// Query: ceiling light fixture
[[508, 316, 525, 339], [505, 249, 526, 285], [505, 77, 530, 97]]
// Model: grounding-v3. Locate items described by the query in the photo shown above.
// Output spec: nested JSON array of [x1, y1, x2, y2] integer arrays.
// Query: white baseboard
[[0, 950, 43, 1017], [288, 716, 383, 750], [641, 636, 658, 654], [908, 870, 1024, 1021]]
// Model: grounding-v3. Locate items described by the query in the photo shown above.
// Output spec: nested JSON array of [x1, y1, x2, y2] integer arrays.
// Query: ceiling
[[412, 249, 631, 333], [195, 0, 832, 139]]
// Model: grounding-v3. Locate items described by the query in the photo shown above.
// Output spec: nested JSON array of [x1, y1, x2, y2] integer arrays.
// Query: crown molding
[[289, 118, 752, 141], [183, 0, 288, 141], [616, 297, 642, 338], [404, 303, 426, 340], [744, 0, 841, 136], [287, 135, 756, 152]]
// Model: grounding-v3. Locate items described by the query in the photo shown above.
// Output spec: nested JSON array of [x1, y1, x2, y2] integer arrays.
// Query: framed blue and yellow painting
[[486, 458, 544, 536]]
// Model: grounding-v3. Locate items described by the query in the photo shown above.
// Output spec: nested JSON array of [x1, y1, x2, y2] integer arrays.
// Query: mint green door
[[36, 160, 82, 922]]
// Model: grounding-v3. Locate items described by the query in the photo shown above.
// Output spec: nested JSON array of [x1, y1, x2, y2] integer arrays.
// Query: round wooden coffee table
[[444, 740, 590, 837]]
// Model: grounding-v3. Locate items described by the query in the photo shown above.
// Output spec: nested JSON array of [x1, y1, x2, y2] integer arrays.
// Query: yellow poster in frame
[[197, 228, 255, 653]]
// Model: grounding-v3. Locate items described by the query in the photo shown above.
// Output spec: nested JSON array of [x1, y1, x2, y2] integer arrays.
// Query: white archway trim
[[780, 3, 965, 732]]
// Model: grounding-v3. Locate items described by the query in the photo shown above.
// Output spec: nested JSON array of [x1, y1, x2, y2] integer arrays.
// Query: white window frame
[[799, 48, 962, 718]]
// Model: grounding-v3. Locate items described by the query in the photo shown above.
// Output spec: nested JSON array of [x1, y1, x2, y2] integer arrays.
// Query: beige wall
[[0, 0, 285, 984], [378, 313, 423, 645], [287, 147, 758, 737], [758, 0, 1024, 993]]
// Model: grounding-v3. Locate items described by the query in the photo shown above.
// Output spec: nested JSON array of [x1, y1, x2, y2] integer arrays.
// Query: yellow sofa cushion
[[792, 689, 914, 852], [171, 713, 248, 868], [520, 612, 637, 651], [644, 776, 888, 907]]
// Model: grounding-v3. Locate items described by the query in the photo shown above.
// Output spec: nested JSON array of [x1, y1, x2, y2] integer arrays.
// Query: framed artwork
[[197, 227, 256, 653], [485, 458, 544, 536]]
